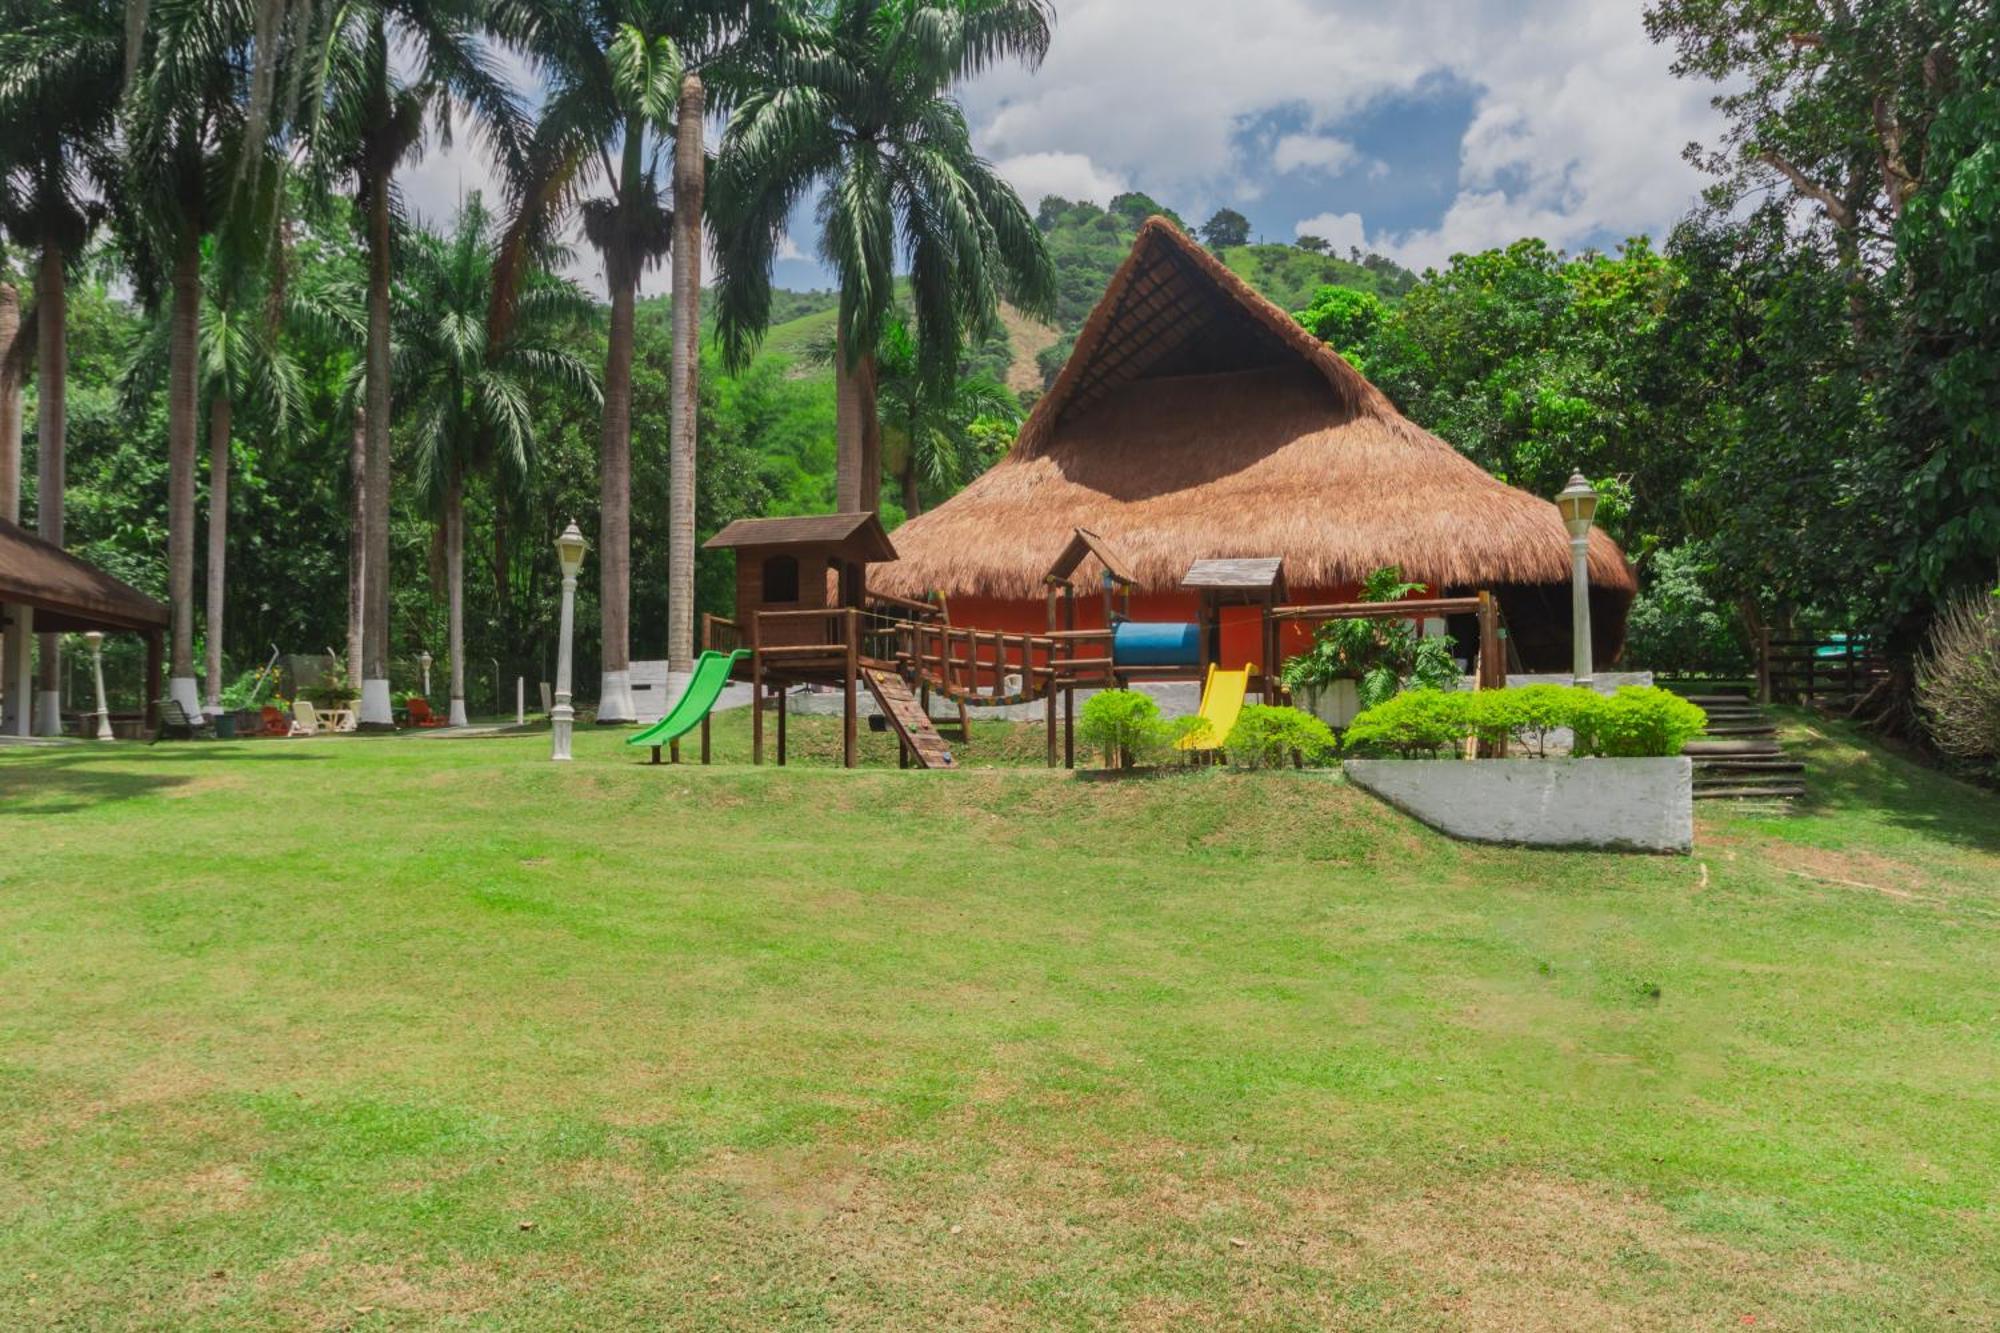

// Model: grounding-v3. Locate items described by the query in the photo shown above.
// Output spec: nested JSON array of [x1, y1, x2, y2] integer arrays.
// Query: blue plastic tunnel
[[1111, 621, 1202, 667]]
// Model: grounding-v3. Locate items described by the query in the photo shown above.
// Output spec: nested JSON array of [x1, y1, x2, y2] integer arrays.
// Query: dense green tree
[[713, 0, 1056, 516], [0, 0, 123, 728], [394, 193, 597, 722], [292, 0, 525, 725], [1198, 207, 1251, 249]]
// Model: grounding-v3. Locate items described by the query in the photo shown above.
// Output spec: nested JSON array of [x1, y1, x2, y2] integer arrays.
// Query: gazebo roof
[[0, 518, 169, 634]]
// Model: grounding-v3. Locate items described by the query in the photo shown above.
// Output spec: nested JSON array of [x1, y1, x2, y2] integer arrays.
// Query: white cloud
[[1272, 134, 1361, 176], [992, 150, 1129, 208], [1292, 210, 1371, 257], [965, 0, 1724, 266]]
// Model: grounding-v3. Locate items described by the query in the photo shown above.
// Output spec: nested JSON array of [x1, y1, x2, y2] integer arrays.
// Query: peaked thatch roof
[[0, 517, 169, 633], [707, 512, 897, 563], [875, 218, 1635, 602]]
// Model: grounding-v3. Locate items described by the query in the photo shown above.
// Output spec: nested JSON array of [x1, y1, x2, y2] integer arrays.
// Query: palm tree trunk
[[166, 238, 201, 716], [831, 332, 883, 513], [901, 453, 921, 517], [33, 244, 67, 733], [596, 241, 636, 722], [446, 464, 466, 726], [0, 281, 20, 525], [203, 390, 231, 709], [346, 404, 366, 691], [359, 176, 394, 728], [667, 73, 705, 674]]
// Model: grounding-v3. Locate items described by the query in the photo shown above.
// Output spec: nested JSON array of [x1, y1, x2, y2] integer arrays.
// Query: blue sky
[[405, 0, 1724, 297]]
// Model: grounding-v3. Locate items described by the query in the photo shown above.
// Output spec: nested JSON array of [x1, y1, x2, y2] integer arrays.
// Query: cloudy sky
[[403, 0, 1725, 298]]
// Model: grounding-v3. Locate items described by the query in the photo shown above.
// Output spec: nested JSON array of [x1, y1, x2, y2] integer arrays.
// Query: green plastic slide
[[625, 650, 749, 750]]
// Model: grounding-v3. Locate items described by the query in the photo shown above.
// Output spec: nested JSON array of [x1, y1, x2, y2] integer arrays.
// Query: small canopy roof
[[1182, 557, 1284, 591], [0, 517, 169, 634], [705, 512, 898, 564], [1043, 527, 1136, 588]]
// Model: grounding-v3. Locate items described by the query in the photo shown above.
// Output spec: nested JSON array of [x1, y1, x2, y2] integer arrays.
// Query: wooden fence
[[1756, 631, 1888, 705]]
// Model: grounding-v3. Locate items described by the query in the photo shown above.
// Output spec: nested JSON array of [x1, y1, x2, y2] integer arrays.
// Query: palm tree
[[295, 0, 524, 727], [395, 193, 598, 725], [713, 0, 1056, 516], [873, 317, 1018, 517], [0, 0, 122, 731], [496, 1, 732, 716]]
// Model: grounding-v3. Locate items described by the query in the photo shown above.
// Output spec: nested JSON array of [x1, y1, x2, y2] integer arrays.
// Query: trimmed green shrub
[[1223, 705, 1339, 769], [1580, 686, 1709, 758], [1078, 689, 1171, 768], [1343, 689, 1473, 758], [1347, 684, 1705, 759]]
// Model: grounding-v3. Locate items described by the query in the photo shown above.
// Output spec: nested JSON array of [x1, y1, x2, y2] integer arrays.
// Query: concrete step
[[1692, 758, 1805, 774], [1685, 694, 1754, 706], [1702, 723, 1778, 737], [1684, 739, 1782, 756], [1695, 783, 1806, 800]]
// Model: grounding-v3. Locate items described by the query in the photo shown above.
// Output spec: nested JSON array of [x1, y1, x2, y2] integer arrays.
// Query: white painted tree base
[[169, 676, 202, 716], [596, 669, 635, 723], [449, 697, 468, 726], [34, 689, 63, 737], [359, 678, 394, 726]]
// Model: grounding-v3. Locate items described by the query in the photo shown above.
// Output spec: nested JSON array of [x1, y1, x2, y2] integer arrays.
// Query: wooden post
[[1045, 672, 1057, 767], [1475, 591, 1507, 758], [670, 737, 680, 764], [843, 608, 858, 769], [776, 680, 788, 765], [1064, 685, 1075, 769], [701, 611, 712, 655], [750, 614, 763, 765], [700, 713, 711, 764], [1755, 625, 1771, 705]]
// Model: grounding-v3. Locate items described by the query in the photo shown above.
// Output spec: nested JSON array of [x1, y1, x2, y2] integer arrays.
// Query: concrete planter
[[1344, 756, 1694, 854], [1297, 679, 1362, 730]]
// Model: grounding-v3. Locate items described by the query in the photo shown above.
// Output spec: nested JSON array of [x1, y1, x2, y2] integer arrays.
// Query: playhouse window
[[762, 554, 800, 604]]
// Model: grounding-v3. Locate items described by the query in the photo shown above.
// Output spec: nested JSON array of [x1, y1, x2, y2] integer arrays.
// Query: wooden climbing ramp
[[863, 669, 958, 769]]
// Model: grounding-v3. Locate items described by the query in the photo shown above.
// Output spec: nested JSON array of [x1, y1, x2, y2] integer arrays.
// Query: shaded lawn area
[[0, 712, 1995, 1328]]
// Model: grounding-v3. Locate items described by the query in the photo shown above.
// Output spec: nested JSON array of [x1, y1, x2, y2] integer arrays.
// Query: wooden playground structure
[[683, 515, 1513, 770]]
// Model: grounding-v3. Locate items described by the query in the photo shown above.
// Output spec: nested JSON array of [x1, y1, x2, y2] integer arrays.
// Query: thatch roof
[[0, 517, 169, 633], [876, 218, 1635, 602]]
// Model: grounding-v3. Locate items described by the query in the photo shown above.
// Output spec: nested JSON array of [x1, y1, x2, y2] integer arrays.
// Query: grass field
[[2, 712, 1996, 1328]]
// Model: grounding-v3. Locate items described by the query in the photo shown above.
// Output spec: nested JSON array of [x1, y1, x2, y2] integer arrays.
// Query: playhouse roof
[[874, 218, 1635, 602], [706, 511, 897, 564], [0, 517, 170, 633]]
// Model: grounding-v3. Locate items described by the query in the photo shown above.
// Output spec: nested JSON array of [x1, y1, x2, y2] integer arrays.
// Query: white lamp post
[[1555, 472, 1600, 687], [551, 520, 587, 762], [418, 650, 433, 699], [85, 632, 113, 740]]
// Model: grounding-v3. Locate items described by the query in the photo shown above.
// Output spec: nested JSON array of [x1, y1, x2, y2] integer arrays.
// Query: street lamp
[[85, 632, 113, 740], [1555, 472, 1600, 686], [418, 650, 433, 698], [551, 520, 588, 761]]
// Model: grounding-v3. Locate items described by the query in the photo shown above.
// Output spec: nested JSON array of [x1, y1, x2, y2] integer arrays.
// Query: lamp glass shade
[[417, 651, 432, 667], [554, 520, 588, 577], [1556, 473, 1599, 536], [84, 631, 104, 650]]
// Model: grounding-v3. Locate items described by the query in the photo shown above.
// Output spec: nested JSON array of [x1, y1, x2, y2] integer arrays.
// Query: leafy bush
[[1624, 544, 1750, 675], [1915, 591, 2000, 772], [1222, 705, 1339, 769], [1281, 566, 1461, 709], [1347, 684, 1705, 759], [218, 667, 281, 710], [1343, 689, 1473, 758], [1078, 689, 1172, 768], [1576, 687, 1709, 758]]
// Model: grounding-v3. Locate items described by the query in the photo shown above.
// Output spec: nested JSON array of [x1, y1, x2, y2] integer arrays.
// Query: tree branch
[[1757, 150, 1856, 231]]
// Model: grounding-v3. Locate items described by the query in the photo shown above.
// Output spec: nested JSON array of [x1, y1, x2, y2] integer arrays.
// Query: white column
[[551, 571, 577, 761], [516, 676, 525, 725], [1571, 535, 1594, 687], [5, 605, 31, 737], [88, 633, 112, 740]]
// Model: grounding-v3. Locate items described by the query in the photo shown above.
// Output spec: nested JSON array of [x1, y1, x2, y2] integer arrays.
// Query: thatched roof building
[[876, 218, 1635, 668]]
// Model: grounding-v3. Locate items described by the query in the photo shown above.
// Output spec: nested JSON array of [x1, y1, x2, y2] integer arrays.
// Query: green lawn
[[1, 713, 1996, 1328]]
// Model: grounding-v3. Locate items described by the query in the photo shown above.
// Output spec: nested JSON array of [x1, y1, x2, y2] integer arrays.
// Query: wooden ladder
[[862, 668, 958, 769]]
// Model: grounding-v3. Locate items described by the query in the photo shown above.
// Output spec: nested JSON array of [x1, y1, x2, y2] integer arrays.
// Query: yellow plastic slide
[[1177, 661, 1252, 751]]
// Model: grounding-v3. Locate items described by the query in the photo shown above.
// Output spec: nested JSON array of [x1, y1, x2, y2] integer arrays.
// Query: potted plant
[[1280, 567, 1460, 728], [219, 668, 282, 738]]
